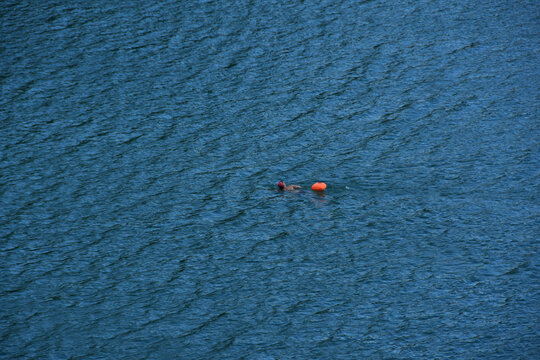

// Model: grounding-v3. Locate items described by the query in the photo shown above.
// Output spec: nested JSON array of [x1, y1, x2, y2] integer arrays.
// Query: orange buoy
[[311, 182, 327, 191]]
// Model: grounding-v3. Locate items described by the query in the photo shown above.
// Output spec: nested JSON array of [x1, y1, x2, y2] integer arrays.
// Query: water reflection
[[311, 191, 327, 207]]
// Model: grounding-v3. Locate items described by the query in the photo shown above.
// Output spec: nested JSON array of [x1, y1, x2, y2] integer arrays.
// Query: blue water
[[1, 0, 539, 358]]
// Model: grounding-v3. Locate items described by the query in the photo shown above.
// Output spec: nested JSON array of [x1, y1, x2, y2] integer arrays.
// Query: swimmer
[[277, 181, 301, 191]]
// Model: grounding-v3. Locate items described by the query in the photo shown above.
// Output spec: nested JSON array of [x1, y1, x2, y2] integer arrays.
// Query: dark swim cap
[[277, 181, 285, 189]]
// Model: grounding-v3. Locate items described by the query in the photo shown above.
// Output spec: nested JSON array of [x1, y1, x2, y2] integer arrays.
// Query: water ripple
[[1, 0, 539, 359]]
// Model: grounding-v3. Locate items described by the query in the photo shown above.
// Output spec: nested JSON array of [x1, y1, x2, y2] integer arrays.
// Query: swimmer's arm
[[291, 185, 301, 189]]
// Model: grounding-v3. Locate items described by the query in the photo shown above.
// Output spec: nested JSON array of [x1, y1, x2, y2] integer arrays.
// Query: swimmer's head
[[277, 181, 285, 189]]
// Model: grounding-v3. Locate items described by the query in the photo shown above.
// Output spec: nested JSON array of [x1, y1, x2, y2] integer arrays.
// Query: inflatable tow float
[[311, 182, 327, 191]]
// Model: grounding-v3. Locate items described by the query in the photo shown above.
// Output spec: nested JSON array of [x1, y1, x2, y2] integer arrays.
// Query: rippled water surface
[[1, 0, 539, 359]]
